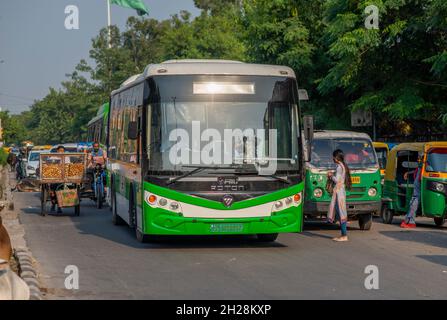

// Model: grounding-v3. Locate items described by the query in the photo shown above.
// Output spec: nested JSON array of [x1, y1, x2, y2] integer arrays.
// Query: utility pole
[[107, 0, 112, 48]]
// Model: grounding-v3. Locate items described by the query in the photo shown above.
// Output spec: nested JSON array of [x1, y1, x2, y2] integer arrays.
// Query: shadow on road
[[379, 230, 447, 250], [68, 202, 288, 250], [416, 255, 447, 267]]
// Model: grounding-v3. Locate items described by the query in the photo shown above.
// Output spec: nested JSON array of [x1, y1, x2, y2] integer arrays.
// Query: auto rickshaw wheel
[[381, 205, 394, 224], [358, 213, 372, 231], [434, 217, 445, 227], [40, 185, 47, 217]]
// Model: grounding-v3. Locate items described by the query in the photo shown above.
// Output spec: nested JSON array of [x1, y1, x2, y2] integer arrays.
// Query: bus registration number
[[351, 176, 361, 184], [210, 223, 244, 233]]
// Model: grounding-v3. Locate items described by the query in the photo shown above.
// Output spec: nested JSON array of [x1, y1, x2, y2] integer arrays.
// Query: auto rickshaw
[[381, 142, 447, 226], [373, 142, 389, 181], [304, 131, 382, 230]]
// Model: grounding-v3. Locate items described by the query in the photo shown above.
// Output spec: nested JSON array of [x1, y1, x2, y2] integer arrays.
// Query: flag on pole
[[110, 0, 149, 16]]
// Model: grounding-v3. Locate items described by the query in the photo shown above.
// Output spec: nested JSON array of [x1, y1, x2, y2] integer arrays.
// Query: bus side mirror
[[128, 121, 139, 140], [303, 115, 314, 162]]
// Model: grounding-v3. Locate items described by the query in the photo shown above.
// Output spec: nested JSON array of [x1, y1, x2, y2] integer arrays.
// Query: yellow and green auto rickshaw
[[381, 142, 447, 226], [373, 142, 389, 181]]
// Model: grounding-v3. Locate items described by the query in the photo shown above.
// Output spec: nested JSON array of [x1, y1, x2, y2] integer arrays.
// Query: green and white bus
[[107, 60, 309, 243], [87, 102, 110, 147]]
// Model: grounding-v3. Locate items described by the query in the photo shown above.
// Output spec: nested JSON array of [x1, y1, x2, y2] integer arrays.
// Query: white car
[[26, 150, 46, 178]]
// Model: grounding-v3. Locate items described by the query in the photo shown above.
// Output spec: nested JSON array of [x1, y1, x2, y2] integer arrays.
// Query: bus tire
[[381, 205, 394, 224], [358, 213, 372, 231], [111, 182, 125, 226], [434, 217, 445, 227], [257, 233, 278, 242]]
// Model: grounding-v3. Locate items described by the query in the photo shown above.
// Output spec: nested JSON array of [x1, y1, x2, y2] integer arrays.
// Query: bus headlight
[[275, 201, 283, 209], [145, 192, 182, 213], [272, 193, 302, 213], [313, 188, 323, 198], [158, 198, 167, 207], [170, 202, 179, 211], [368, 188, 377, 197]]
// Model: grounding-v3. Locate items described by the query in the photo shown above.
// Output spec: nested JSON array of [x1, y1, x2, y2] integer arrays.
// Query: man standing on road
[[401, 155, 423, 229]]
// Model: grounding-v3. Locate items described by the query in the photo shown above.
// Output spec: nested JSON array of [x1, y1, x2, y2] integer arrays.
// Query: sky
[[0, 0, 199, 114]]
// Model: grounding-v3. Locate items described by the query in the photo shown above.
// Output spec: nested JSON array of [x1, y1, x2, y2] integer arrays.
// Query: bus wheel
[[111, 185, 125, 226], [257, 233, 278, 242], [434, 217, 445, 227], [381, 206, 394, 224], [358, 213, 372, 231]]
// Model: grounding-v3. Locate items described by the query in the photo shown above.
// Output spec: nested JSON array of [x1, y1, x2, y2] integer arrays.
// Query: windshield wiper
[[232, 164, 292, 185], [265, 174, 291, 185], [166, 165, 235, 186]]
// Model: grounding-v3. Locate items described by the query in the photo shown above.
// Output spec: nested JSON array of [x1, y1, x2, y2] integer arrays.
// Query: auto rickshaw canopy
[[373, 142, 389, 150], [384, 143, 425, 182], [384, 142, 447, 181]]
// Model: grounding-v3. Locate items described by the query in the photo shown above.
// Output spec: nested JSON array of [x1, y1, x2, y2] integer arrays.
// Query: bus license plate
[[351, 176, 361, 184], [210, 223, 244, 233]]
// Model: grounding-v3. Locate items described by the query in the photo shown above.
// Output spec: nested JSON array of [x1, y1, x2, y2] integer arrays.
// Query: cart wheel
[[74, 204, 80, 216], [96, 187, 103, 210], [40, 185, 47, 217], [74, 187, 81, 216]]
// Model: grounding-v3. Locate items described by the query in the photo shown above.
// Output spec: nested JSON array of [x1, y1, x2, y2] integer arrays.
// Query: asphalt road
[[14, 191, 447, 300]]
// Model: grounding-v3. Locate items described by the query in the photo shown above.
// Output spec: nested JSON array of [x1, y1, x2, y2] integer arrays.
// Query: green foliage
[[8, 0, 447, 143], [0, 148, 8, 166]]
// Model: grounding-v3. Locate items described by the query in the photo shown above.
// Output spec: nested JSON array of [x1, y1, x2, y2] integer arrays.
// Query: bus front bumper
[[144, 207, 303, 236], [304, 200, 381, 217]]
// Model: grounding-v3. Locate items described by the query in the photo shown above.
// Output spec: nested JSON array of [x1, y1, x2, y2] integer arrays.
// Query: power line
[[0, 93, 36, 103]]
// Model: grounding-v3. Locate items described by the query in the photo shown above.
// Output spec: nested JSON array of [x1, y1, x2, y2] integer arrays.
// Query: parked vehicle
[[373, 142, 389, 182], [304, 131, 382, 230], [381, 142, 447, 226], [26, 150, 46, 178]]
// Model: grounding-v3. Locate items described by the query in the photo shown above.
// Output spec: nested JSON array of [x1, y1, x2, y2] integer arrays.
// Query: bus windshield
[[147, 75, 300, 174], [426, 148, 447, 173], [310, 138, 378, 169]]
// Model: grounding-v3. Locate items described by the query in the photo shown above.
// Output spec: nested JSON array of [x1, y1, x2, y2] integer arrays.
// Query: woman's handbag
[[326, 175, 335, 195]]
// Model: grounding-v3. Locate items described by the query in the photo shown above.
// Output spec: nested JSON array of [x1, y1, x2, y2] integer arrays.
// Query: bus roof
[[112, 59, 297, 95], [87, 103, 109, 127], [313, 130, 373, 140]]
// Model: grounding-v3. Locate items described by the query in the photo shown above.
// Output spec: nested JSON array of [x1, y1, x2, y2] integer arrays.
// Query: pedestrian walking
[[327, 149, 352, 242], [400, 155, 423, 229]]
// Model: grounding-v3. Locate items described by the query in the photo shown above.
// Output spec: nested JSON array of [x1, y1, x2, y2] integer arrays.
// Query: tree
[[319, 0, 447, 136]]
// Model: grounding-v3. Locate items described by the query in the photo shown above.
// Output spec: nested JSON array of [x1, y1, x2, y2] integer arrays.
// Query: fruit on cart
[[65, 163, 84, 178], [41, 164, 63, 179]]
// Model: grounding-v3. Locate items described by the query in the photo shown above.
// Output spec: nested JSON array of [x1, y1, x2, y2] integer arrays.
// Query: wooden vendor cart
[[38, 153, 87, 216]]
